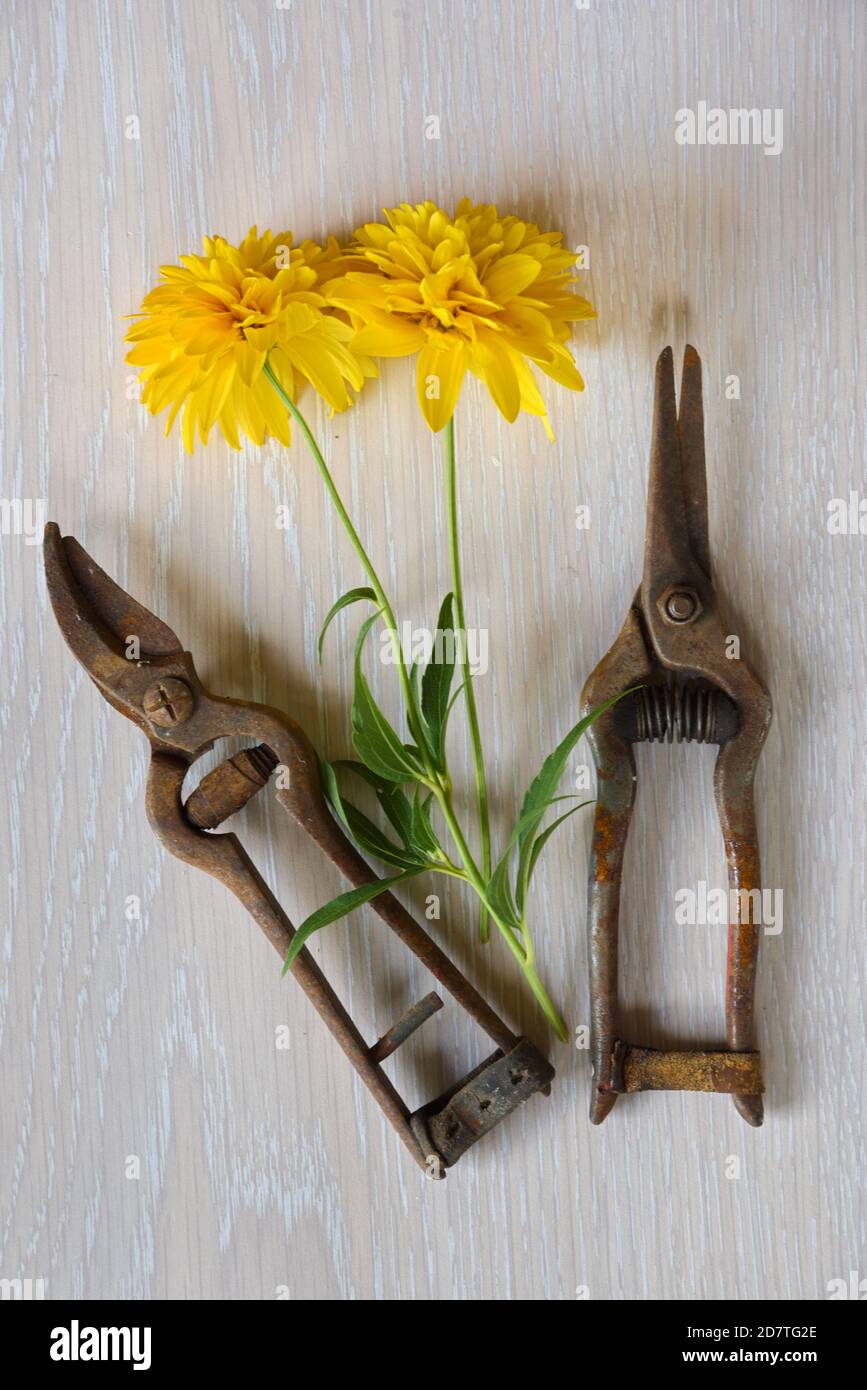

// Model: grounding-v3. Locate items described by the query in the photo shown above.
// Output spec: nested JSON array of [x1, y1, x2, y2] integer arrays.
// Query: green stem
[[264, 367, 565, 1041], [432, 788, 519, 954], [264, 363, 430, 767], [432, 785, 567, 1040], [522, 963, 567, 1042], [443, 416, 492, 942]]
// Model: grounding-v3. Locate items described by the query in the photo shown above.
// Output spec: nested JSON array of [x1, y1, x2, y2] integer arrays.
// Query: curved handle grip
[[145, 752, 433, 1171], [715, 733, 770, 1127], [151, 691, 518, 1054], [581, 605, 649, 1122], [581, 603, 771, 1125], [585, 750, 637, 1123]]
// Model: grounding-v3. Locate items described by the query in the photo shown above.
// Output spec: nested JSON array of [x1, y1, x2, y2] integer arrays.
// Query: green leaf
[[345, 804, 423, 869], [351, 612, 425, 783], [487, 692, 626, 919], [317, 587, 377, 661], [282, 869, 424, 972], [420, 592, 456, 763], [325, 758, 390, 796], [409, 658, 421, 704], [329, 758, 416, 851], [525, 802, 593, 886], [408, 660, 440, 766], [379, 782, 416, 849], [330, 759, 443, 864], [442, 676, 468, 733], [410, 786, 442, 860], [321, 763, 420, 871], [486, 849, 521, 929], [513, 692, 626, 907], [408, 659, 424, 735]]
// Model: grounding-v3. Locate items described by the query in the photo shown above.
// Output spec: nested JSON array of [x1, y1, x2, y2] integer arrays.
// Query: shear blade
[[44, 522, 183, 658], [677, 345, 711, 581], [643, 345, 712, 592]]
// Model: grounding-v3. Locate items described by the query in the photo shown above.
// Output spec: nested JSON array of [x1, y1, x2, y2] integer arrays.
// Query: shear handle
[[715, 721, 769, 1127], [146, 752, 433, 1173], [153, 687, 518, 1057], [581, 604, 649, 1122], [45, 522, 518, 1055], [581, 603, 770, 1125]]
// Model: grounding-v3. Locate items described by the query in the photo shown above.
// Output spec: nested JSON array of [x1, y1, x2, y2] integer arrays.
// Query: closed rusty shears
[[581, 347, 772, 1126], [44, 523, 553, 1176]]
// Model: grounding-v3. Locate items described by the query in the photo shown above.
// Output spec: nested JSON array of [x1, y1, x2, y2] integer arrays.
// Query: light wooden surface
[[1, 0, 864, 1302]]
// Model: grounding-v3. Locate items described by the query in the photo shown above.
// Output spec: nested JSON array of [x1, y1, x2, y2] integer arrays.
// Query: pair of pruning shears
[[44, 523, 553, 1177], [581, 346, 773, 1126]]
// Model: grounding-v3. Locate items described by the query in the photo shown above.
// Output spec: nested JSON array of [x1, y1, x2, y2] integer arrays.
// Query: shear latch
[[411, 1038, 555, 1167]]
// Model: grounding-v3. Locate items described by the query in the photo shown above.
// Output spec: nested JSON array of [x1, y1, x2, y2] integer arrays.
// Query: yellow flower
[[126, 226, 374, 452], [327, 199, 595, 433]]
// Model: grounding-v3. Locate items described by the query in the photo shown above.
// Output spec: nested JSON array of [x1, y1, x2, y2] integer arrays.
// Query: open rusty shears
[[581, 347, 772, 1126], [44, 524, 554, 1176]]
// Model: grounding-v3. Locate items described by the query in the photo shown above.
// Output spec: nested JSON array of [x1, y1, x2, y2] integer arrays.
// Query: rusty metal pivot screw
[[143, 677, 194, 727], [658, 584, 702, 624]]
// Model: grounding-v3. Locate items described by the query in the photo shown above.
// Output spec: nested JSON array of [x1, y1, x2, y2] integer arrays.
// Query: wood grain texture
[[1, 0, 864, 1301]]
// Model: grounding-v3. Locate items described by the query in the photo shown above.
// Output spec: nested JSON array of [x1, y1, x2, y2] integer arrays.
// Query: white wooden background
[[1, 0, 864, 1302]]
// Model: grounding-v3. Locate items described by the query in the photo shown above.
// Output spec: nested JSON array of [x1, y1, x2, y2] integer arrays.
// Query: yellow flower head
[[126, 226, 374, 452], [327, 199, 595, 433]]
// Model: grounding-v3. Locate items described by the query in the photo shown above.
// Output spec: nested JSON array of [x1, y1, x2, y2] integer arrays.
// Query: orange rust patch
[[621, 1046, 763, 1094], [592, 804, 621, 883]]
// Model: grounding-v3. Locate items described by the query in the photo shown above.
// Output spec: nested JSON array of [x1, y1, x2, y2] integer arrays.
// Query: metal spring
[[634, 681, 719, 744], [245, 743, 279, 780]]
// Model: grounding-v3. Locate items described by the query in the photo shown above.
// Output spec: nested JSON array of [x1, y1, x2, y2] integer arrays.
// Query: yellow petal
[[195, 356, 236, 431], [542, 294, 597, 323], [415, 336, 467, 431], [145, 357, 200, 413], [535, 345, 585, 392], [217, 386, 242, 450], [510, 352, 548, 417], [181, 321, 232, 356], [471, 332, 521, 422], [163, 393, 186, 437], [234, 339, 266, 387], [482, 253, 542, 304], [313, 334, 365, 391], [283, 335, 351, 412], [233, 380, 268, 447], [267, 346, 296, 401], [510, 353, 556, 438], [126, 340, 175, 366], [243, 322, 278, 353], [251, 376, 293, 445], [351, 313, 426, 357], [277, 301, 320, 336], [181, 395, 199, 453]]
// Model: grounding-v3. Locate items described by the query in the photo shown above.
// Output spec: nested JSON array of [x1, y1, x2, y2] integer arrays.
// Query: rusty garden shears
[[44, 523, 554, 1176], [581, 346, 772, 1126]]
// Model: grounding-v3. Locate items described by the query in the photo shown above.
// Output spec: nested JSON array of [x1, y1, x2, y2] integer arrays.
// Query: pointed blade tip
[[682, 343, 702, 376], [43, 528, 184, 658]]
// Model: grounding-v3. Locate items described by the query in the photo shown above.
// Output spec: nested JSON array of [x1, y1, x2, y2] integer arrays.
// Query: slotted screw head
[[143, 677, 194, 727]]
